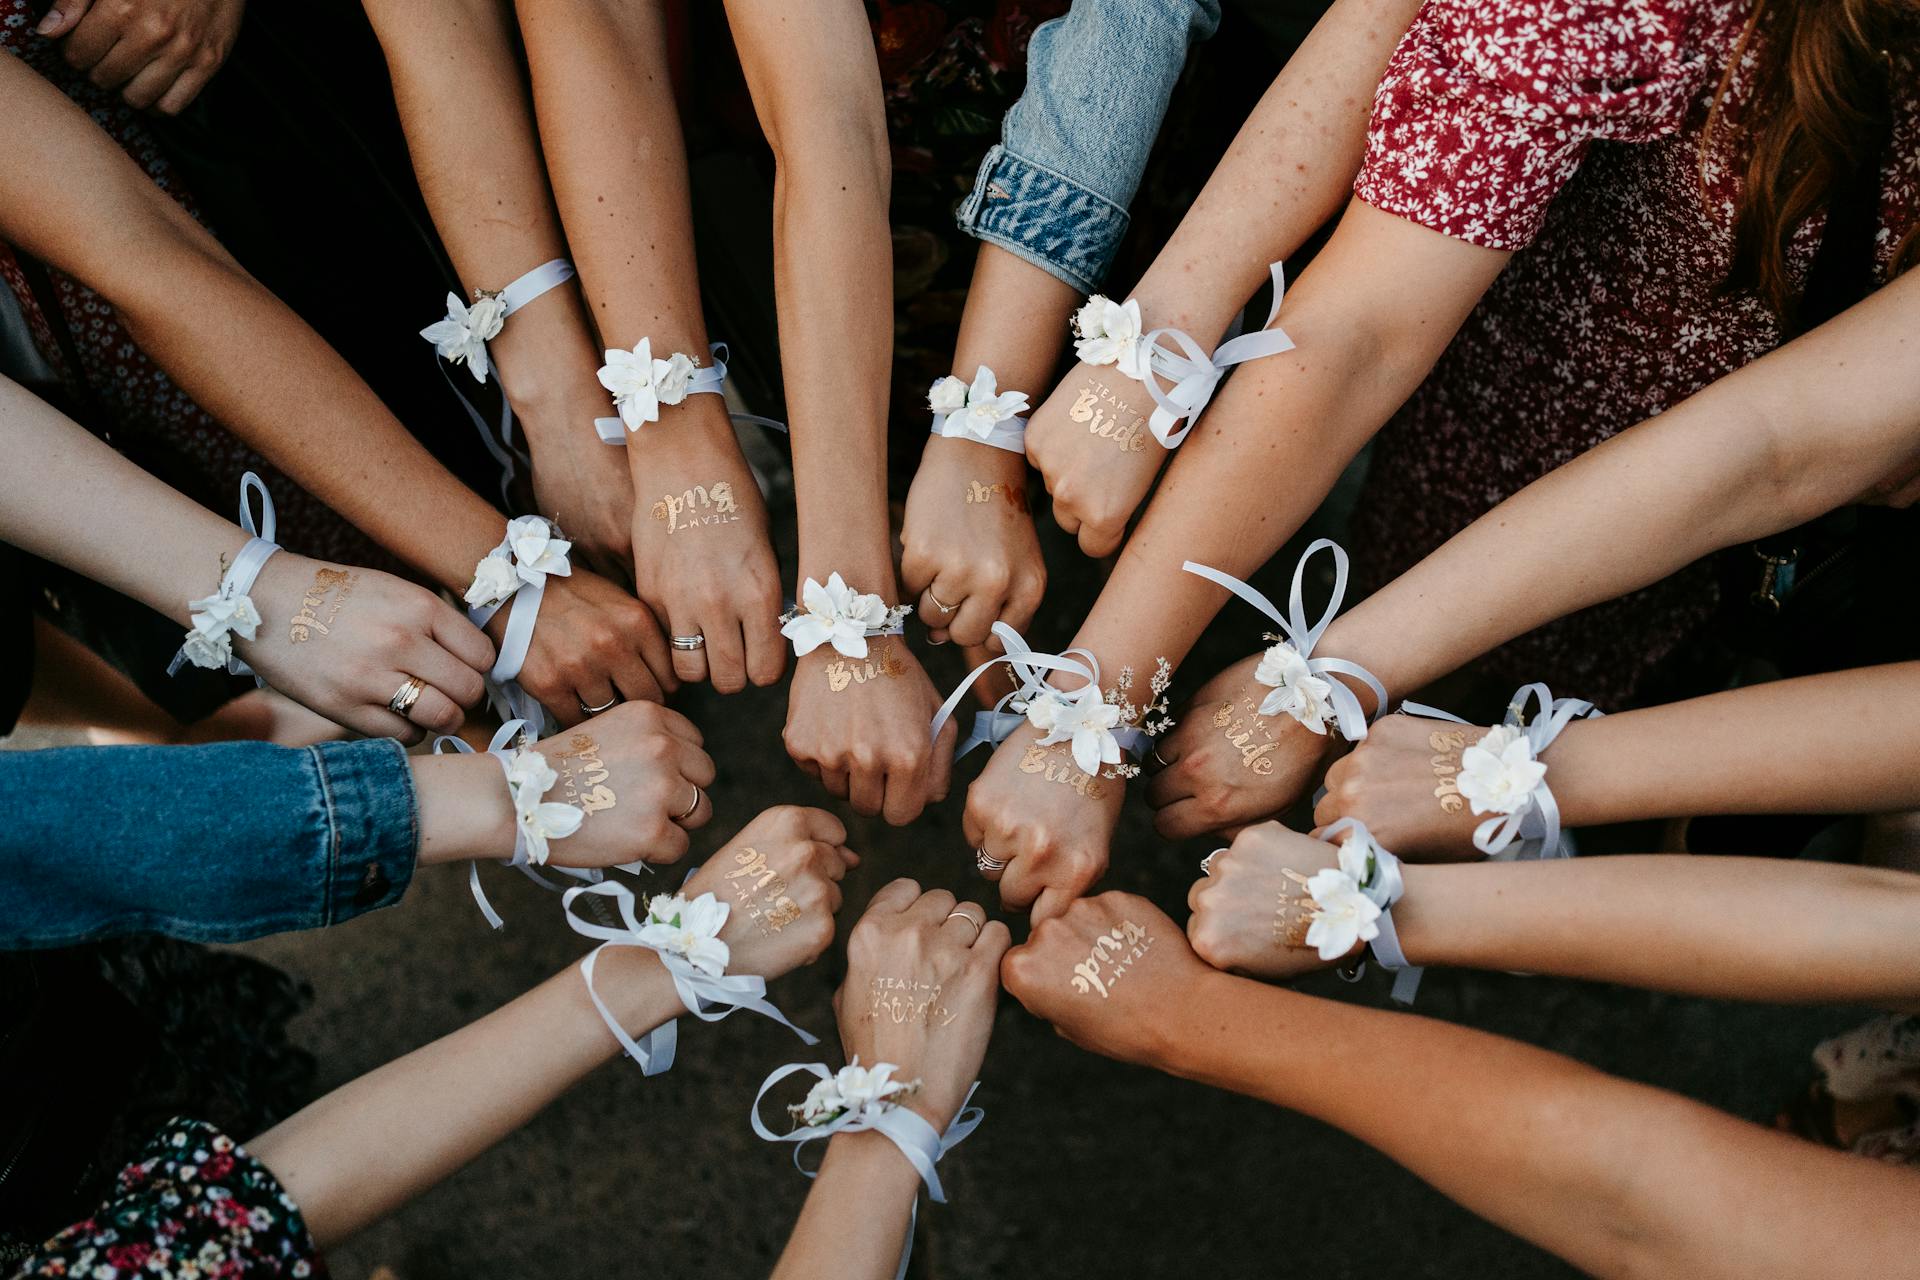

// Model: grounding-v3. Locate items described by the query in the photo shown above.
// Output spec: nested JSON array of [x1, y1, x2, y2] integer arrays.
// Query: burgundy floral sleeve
[[1355, 0, 1717, 250]]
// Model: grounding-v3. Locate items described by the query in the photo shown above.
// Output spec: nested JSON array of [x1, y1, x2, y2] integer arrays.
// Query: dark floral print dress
[[9, 1118, 323, 1280]]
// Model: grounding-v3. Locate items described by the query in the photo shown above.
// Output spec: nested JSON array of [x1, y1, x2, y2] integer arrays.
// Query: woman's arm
[[1003, 893, 1920, 1280]]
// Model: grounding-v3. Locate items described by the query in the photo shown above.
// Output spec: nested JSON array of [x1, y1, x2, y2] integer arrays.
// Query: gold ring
[[674, 783, 702, 823], [943, 908, 985, 943], [387, 676, 426, 719], [926, 589, 958, 615]]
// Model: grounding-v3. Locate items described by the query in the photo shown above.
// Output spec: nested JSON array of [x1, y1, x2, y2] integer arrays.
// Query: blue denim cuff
[[955, 144, 1130, 296], [311, 737, 416, 927]]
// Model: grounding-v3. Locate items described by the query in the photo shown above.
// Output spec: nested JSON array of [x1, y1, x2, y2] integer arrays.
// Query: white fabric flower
[[420, 292, 507, 383], [655, 351, 699, 405], [955, 366, 1030, 439], [927, 374, 968, 415], [464, 552, 521, 608], [638, 891, 732, 978], [505, 516, 573, 588], [189, 590, 262, 644], [1455, 724, 1547, 816], [1072, 296, 1146, 377], [179, 626, 233, 670], [797, 1059, 910, 1126], [503, 748, 581, 866], [1303, 863, 1382, 961], [598, 341, 701, 430], [1022, 684, 1123, 777], [1254, 641, 1337, 734], [781, 573, 891, 659]]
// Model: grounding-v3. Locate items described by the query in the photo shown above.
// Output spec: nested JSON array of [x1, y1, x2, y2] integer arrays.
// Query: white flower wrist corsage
[[168, 472, 279, 681], [753, 1059, 983, 1280], [464, 516, 572, 730], [1185, 538, 1386, 742], [1310, 818, 1422, 1004], [1071, 260, 1295, 449], [932, 621, 1174, 779], [596, 337, 732, 437], [431, 719, 615, 930], [1403, 681, 1603, 860], [563, 879, 816, 1077], [928, 365, 1030, 454], [780, 573, 913, 660]]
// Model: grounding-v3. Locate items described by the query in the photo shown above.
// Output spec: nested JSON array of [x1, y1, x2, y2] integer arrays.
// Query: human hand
[[1314, 713, 1488, 861], [1023, 364, 1166, 558], [528, 701, 716, 868], [677, 805, 858, 983], [240, 552, 491, 742], [630, 425, 785, 693], [963, 721, 1125, 922], [999, 891, 1211, 1069], [38, 0, 245, 114], [529, 434, 636, 584], [1185, 822, 1352, 979], [784, 637, 955, 825], [900, 436, 1045, 648], [832, 880, 1010, 1129], [1146, 651, 1340, 839], [505, 565, 677, 724]]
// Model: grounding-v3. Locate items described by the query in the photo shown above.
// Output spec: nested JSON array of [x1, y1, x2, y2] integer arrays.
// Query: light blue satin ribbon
[[562, 879, 817, 1076], [928, 409, 1027, 454], [1400, 681, 1603, 860], [1132, 260, 1296, 448], [166, 470, 278, 684], [1319, 817, 1420, 1004], [1182, 538, 1386, 741], [929, 621, 1149, 765], [752, 1063, 983, 1280], [592, 342, 787, 442]]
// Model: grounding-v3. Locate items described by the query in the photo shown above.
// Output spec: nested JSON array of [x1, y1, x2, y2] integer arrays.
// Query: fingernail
[[35, 9, 64, 34]]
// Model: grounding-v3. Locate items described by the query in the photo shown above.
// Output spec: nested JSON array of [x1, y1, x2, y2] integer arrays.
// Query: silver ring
[[670, 634, 706, 651], [975, 848, 1007, 874], [1151, 747, 1171, 769], [674, 783, 702, 823], [925, 589, 958, 615], [387, 676, 426, 718], [943, 908, 985, 943], [1200, 848, 1225, 877], [580, 694, 621, 715]]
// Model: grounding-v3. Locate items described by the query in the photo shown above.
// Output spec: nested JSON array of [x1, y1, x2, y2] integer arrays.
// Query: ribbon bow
[[929, 621, 1149, 764], [562, 879, 816, 1077], [1318, 817, 1421, 1004], [1401, 682, 1603, 860], [166, 471, 279, 682], [466, 520, 571, 733], [1135, 261, 1295, 449], [1183, 539, 1385, 741], [751, 1062, 983, 1280]]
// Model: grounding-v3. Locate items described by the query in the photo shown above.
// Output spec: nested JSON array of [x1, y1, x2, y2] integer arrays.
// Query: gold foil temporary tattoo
[[1272, 869, 1316, 949], [1068, 379, 1149, 453], [964, 480, 1028, 512], [865, 977, 957, 1027], [1429, 728, 1468, 814], [1213, 695, 1281, 775], [288, 567, 358, 643], [1069, 920, 1154, 998], [550, 733, 617, 815], [651, 481, 741, 534], [1019, 742, 1108, 798], [725, 846, 802, 936], [825, 639, 906, 693]]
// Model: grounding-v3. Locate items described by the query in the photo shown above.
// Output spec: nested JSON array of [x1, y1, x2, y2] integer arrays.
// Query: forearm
[[1394, 856, 1920, 1006], [1544, 664, 1920, 826], [0, 376, 250, 626], [1319, 273, 1920, 699], [1165, 976, 1920, 1279], [771, 1132, 923, 1280], [249, 947, 683, 1247], [953, 245, 1077, 406], [1127, 0, 1422, 336]]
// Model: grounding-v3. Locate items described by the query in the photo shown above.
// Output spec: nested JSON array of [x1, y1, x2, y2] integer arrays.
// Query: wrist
[[1144, 968, 1244, 1078], [794, 550, 898, 605], [412, 751, 516, 865]]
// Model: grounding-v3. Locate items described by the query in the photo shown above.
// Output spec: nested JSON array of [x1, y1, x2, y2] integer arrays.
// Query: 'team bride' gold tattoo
[[1213, 696, 1281, 775], [1069, 920, 1154, 998], [1429, 728, 1468, 814], [651, 481, 740, 534], [965, 480, 1028, 512], [1068, 379, 1149, 453], [865, 977, 957, 1027], [1019, 742, 1107, 798], [551, 733, 617, 815], [288, 567, 357, 643], [1273, 869, 1315, 949], [725, 846, 801, 935], [826, 639, 906, 693]]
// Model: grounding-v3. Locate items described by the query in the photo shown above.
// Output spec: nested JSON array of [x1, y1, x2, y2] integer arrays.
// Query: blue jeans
[[0, 737, 416, 947], [955, 0, 1221, 293]]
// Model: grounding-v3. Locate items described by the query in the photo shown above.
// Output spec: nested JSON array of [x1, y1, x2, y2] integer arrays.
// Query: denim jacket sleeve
[[0, 737, 417, 948], [955, 0, 1222, 294]]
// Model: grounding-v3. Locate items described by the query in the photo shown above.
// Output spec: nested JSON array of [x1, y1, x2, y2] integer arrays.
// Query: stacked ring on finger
[[671, 634, 706, 651], [388, 676, 427, 719], [943, 907, 985, 942], [974, 848, 1007, 874]]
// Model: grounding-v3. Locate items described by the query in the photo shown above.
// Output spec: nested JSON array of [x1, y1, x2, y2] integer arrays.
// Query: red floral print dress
[[1346, 0, 1918, 705]]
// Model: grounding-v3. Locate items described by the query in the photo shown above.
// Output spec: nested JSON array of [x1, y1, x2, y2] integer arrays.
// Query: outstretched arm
[[1004, 894, 1920, 1280]]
